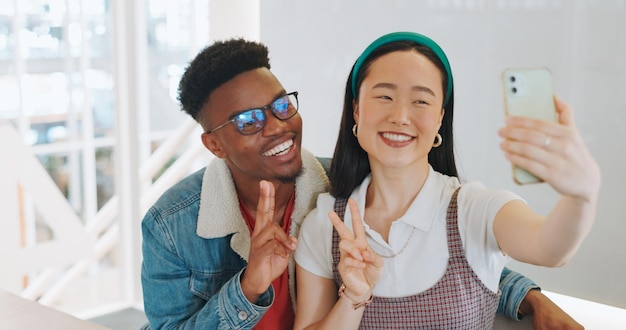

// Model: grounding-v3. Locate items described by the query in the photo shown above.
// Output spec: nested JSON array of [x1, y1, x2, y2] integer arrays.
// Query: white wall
[[260, 0, 626, 309], [209, 0, 259, 41]]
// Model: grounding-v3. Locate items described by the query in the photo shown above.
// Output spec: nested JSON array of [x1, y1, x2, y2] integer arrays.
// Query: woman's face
[[354, 49, 445, 170]]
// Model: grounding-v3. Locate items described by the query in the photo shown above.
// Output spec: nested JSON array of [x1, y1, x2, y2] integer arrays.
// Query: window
[[1, 0, 209, 315]]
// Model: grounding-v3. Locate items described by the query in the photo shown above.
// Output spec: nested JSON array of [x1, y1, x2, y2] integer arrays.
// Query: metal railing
[[9, 118, 210, 308]]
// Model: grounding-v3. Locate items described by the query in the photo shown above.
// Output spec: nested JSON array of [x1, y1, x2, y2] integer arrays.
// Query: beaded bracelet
[[338, 283, 373, 310]]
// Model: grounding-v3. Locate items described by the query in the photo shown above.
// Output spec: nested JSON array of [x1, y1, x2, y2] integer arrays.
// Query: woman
[[294, 32, 600, 329]]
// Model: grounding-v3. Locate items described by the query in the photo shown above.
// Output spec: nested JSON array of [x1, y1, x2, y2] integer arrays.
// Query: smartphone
[[501, 67, 557, 185]]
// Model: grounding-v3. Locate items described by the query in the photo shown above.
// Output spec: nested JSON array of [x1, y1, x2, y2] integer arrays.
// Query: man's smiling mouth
[[263, 139, 294, 156]]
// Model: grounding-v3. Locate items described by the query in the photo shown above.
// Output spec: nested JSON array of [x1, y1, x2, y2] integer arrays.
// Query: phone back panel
[[502, 68, 556, 121], [501, 68, 557, 184]]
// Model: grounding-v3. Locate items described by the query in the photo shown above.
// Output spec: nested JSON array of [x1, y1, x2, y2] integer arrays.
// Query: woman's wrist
[[338, 283, 373, 310]]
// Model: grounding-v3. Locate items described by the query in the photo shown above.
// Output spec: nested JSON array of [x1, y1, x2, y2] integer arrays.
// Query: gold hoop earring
[[352, 124, 358, 137], [433, 133, 442, 147]]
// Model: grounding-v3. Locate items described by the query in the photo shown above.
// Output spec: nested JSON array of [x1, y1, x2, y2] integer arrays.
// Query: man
[[140, 38, 582, 329]]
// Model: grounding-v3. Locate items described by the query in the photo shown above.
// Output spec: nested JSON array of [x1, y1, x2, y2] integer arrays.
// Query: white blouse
[[294, 166, 522, 296]]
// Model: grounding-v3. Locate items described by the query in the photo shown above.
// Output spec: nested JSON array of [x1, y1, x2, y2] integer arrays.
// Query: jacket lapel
[[196, 149, 329, 262]]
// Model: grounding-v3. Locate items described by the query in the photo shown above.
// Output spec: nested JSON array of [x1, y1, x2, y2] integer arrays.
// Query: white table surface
[[0, 289, 110, 330], [494, 290, 626, 330]]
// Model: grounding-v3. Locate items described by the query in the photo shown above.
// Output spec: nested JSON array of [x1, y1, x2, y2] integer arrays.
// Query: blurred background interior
[[1, 0, 625, 329]]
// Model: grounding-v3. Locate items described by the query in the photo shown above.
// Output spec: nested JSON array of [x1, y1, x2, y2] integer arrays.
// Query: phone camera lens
[[510, 76, 516, 83], [511, 87, 517, 94]]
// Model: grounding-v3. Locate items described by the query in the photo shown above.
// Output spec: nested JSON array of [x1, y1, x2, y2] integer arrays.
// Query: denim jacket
[[499, 267, 541, 320], [141, 150, 329, 329], [141, 150, 537, 329]]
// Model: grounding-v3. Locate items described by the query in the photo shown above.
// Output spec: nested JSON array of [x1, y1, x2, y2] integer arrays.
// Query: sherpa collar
[[196, 149, 329, 261]]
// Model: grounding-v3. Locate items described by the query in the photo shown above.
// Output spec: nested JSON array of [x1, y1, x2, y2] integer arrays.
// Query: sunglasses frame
[[206, 91, 299, 135]]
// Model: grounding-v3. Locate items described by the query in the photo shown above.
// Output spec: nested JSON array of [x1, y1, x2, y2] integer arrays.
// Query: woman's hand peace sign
[[328, 198, 384, 300]]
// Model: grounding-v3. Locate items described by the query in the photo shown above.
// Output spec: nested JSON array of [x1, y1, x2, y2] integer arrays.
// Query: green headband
[[351, 32, 453, 105]]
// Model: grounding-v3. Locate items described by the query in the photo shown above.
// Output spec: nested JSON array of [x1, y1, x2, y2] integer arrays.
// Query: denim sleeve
[[497, 267, 541, 320], [141, 209, 273, 329]]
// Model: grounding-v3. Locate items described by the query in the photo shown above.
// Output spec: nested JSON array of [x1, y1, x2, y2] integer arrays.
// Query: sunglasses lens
[[235, 109, 265, 134], [272, 94, 297, 119]]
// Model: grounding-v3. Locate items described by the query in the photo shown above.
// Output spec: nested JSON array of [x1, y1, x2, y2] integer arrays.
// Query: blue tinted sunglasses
[[206, 92, 299, 135]]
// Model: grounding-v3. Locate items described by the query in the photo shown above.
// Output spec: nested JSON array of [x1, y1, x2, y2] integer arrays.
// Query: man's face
[[200, 68, 303, 186]]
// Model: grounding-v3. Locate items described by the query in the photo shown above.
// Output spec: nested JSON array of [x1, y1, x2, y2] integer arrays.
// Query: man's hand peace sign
[[241, 180, 297, 303]]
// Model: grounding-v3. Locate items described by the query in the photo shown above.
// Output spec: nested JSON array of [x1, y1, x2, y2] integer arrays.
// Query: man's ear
[[201, 132, 227, 158]]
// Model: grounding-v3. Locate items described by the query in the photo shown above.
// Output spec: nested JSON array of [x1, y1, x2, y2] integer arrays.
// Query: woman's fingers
[[554, 95, 575, 127], [499, 96, 601, 199], [329, 211, 364, 261], [347, 199, 367, 248], [338, 238, 365, 263], [328, 210, 354, 240], [363, 248, 384, 270], [329, 199, 384, 294]]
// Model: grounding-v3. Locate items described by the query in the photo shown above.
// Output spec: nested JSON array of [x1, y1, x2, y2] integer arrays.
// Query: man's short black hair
[[178, 38, 271, 122]]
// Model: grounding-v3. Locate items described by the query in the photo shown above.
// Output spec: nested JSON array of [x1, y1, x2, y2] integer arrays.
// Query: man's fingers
[[252, 222, 297, 251], [254, 180, 276, 232], [252, 234, 294, 259]]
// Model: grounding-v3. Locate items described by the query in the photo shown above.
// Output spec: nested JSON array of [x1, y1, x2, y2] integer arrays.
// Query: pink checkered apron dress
[[331, 188, 500, 329]]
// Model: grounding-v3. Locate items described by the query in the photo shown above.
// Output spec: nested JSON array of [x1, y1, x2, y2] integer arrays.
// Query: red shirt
[[239, 191, 296, 330]]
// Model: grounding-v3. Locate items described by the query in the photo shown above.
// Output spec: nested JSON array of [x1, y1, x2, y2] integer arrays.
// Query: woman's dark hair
[[178, 38, 271, 123], [329, 41, 458, 198]]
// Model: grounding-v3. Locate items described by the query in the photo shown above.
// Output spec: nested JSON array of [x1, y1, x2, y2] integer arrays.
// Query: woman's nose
[[388, 102, 411, 125]]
